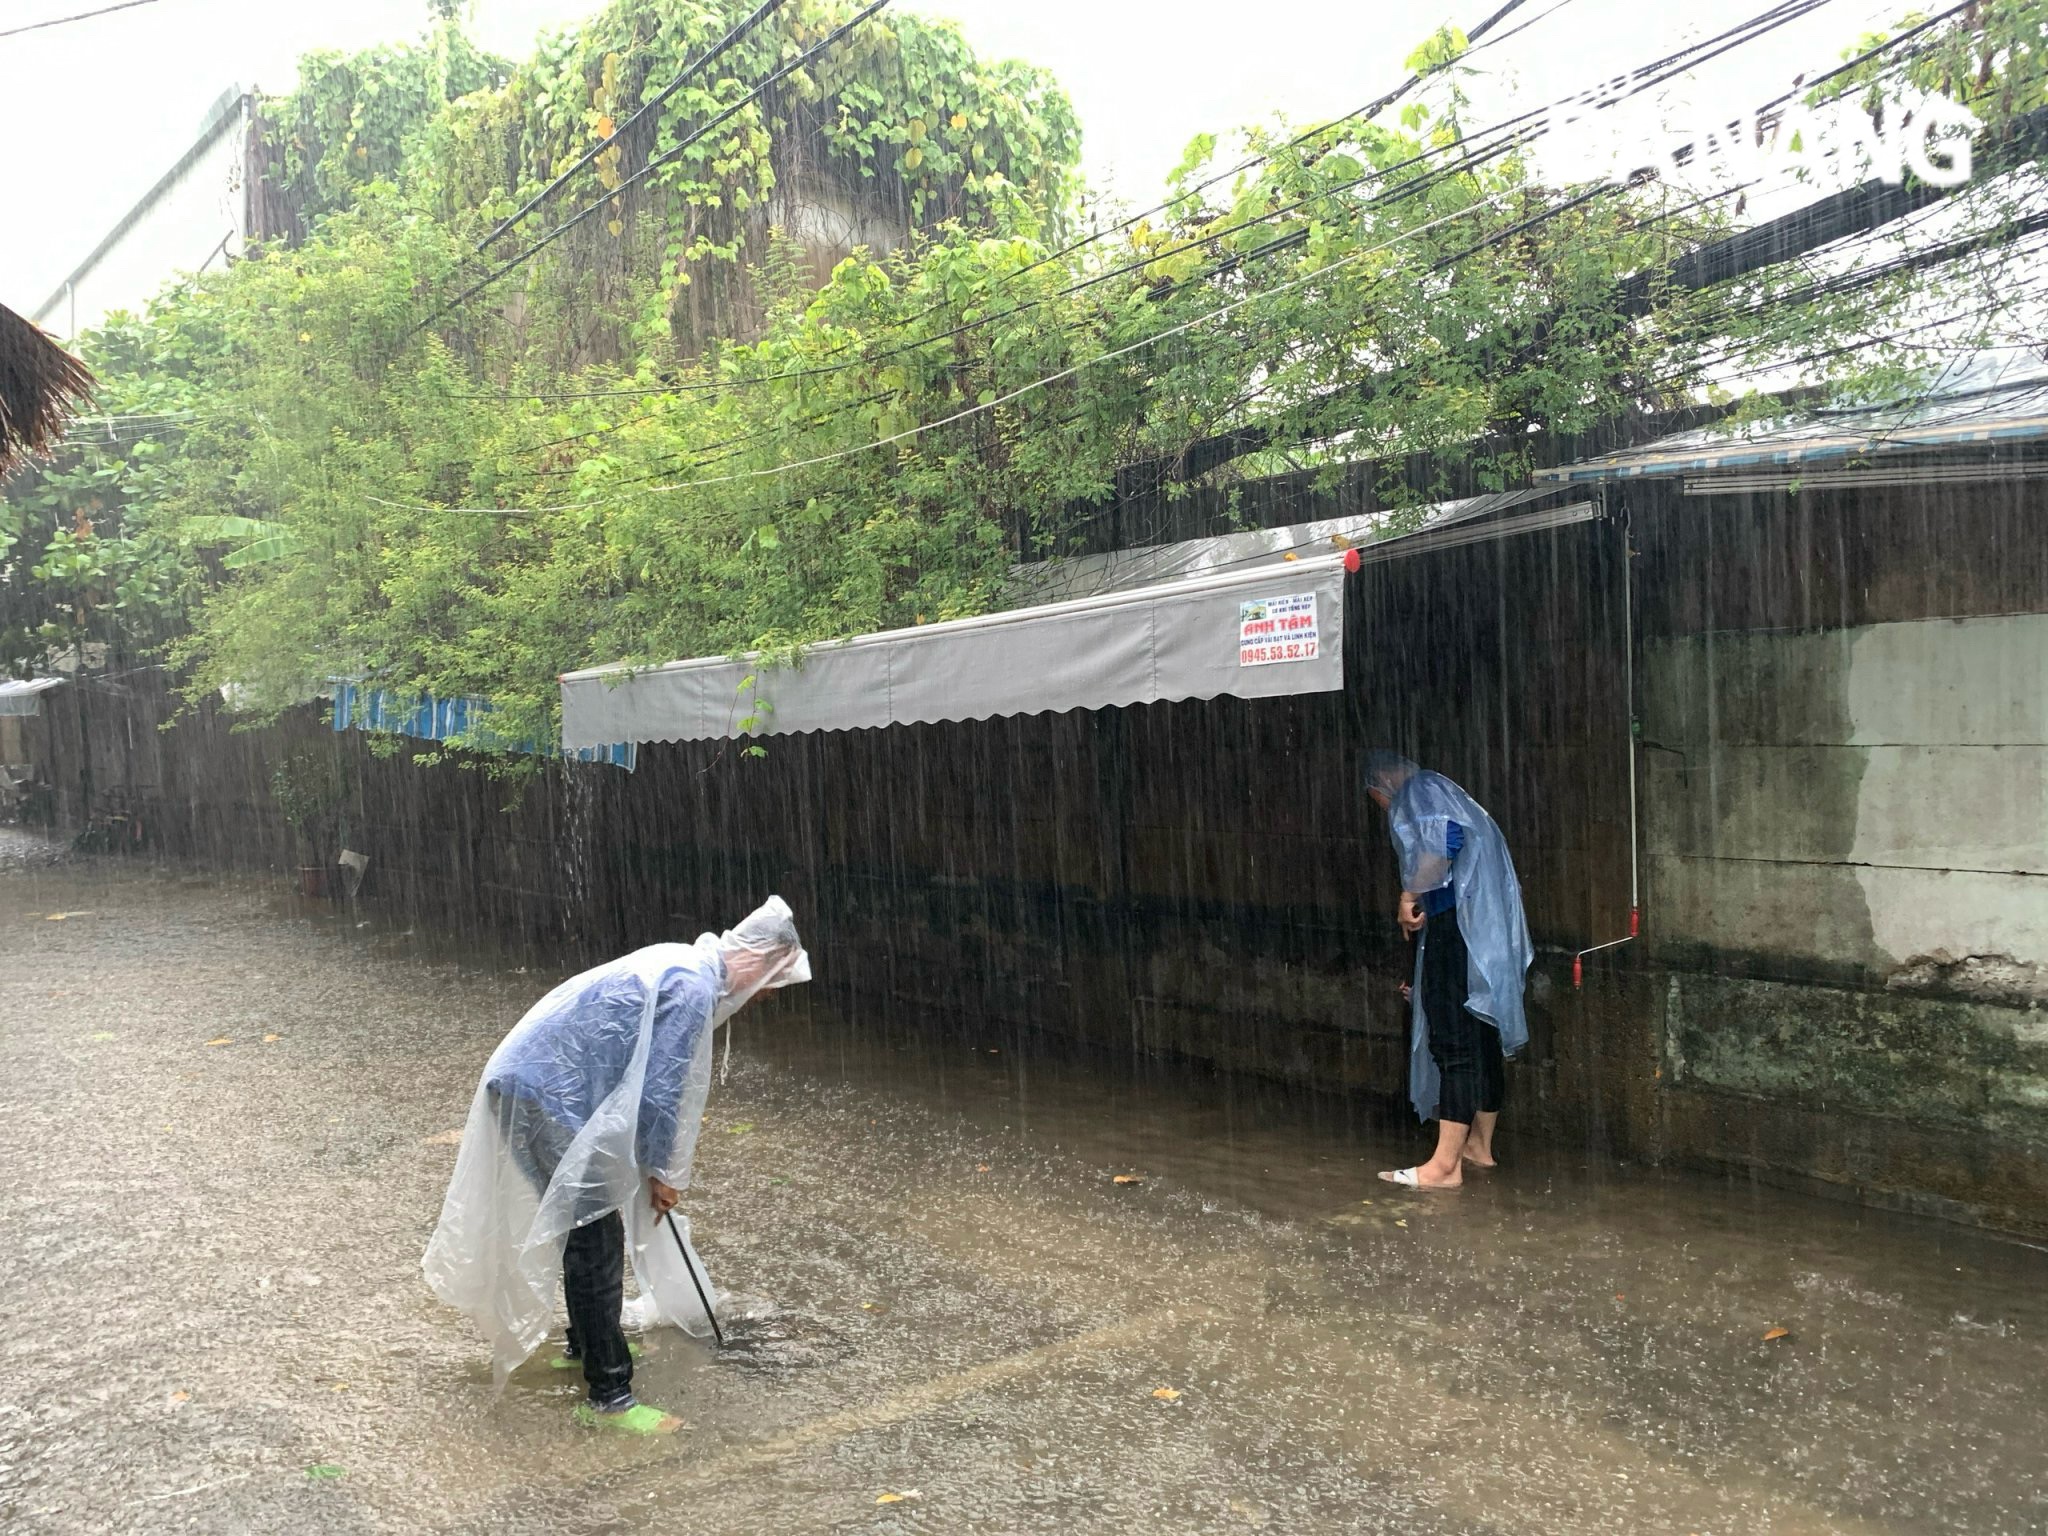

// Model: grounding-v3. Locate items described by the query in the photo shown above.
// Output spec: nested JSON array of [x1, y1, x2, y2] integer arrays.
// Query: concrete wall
[[31, 92, 247, 338], [1624, 478, 2048, 1230], [1643, 613, 2048, 1000]]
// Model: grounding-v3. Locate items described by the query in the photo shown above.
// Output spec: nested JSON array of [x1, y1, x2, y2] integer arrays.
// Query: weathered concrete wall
[[1626, 480, 2048, 1232], [1643, 613, 2048, 999]]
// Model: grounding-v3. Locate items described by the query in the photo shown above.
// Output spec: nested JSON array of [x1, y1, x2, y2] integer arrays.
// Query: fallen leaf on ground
[[204, 1037, 232, 1047], [169, 1390, 190, 1405], [1615, 1293, 1626, 1301], [1112, 1174, 1143, 1186], [861, 1301, 886, 1312], [1394, 1218, 1409, 1228], [262, 1033, 281, 1044], [727, 1121, 755, 1134], [421, 1129, 463, 1146], [46, 911, 94, 921], [976, 1163, 990, 1173], [305, 1464, 346, 1480], [875, 1489, 921, 1504], [88, 1031, 116, 1042], [1151, 1387, 1182, 1401], [1359, 1199, 1372, 1205], [1763, 1326, 1791, 1341]]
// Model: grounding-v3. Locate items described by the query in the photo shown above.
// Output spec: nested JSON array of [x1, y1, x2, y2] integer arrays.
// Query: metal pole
[[1572, 492, 1642, 987], [663, 1209, 724, 1348]]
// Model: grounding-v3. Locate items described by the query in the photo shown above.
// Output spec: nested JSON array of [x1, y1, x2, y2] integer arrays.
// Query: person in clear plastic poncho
[[423, 897, 809, 1432], [1363, 753, 1532, 1190]]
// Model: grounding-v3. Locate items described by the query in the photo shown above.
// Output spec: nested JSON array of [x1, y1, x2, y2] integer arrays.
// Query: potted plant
[[270, 748, 348, 898]]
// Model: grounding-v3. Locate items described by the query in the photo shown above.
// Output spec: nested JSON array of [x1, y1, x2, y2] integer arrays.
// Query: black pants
[[1419, 907, 1506, 1126], [491, 1092, 636, 1407]]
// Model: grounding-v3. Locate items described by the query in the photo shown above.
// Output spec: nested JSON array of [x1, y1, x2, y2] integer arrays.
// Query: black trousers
[[1419, 907, 1506, 1125], [491, 1092, 636, 1406]]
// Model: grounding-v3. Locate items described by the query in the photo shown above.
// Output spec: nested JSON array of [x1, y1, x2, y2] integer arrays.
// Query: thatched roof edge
[[0, 302, 95, 473]]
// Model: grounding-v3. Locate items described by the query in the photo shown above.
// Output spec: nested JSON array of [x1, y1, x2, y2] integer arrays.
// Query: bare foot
[[1462, 1151, 1498, 1169], [1378, 1165, 1462, 1189]]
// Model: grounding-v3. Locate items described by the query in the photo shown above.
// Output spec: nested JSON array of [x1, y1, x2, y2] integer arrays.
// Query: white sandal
[[1378, 1167, 1421, 1187]]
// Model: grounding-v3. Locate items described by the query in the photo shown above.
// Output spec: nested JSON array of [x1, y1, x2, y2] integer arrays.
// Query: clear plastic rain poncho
[[422, 897, 809, 1381], [1366, 755, 1533, 1122]]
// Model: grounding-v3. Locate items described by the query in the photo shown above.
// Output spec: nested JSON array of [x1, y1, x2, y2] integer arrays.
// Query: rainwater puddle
[[1, 849, 2043, 1534]]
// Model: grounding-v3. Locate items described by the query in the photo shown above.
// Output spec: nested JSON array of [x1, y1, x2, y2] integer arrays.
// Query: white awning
[[0, 677, 66, 717], [562, 552, 1356, 748]]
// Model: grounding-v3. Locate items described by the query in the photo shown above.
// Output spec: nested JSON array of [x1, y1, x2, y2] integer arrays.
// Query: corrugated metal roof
[[1007, 485, 1572, 605], [1534, 349, 2048, 484]]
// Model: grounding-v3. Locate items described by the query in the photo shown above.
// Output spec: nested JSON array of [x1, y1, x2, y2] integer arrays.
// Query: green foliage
[[268, 20, 510, 221], [183, 516, 308, 569], [7, 0, 2033, 772], [263, 0, 1078, 366], [1403, 24, 1469, 76], [270, 747, 348, 862], [1816, 0, 2048, 126]]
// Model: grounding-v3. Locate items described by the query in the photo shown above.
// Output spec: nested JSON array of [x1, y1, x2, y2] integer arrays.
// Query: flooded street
[[3, 846, 2045, 1535]]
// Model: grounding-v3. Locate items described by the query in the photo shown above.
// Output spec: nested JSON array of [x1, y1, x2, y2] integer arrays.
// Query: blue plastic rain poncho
[[422, 897, 810, 1380], [1367, 755, 1533, 1122]]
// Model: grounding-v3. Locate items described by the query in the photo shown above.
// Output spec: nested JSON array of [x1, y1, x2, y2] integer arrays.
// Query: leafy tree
[[7, 0, 2042, 776]]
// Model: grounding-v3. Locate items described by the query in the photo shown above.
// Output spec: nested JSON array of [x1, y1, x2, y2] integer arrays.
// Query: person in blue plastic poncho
[[423, 898, 810, 1435], [1363, 753, 1533, 1189]]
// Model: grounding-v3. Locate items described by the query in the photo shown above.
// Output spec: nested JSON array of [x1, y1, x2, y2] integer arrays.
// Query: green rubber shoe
[[550, 1342, 644, 1370], [573, 1401, 682, 1436]]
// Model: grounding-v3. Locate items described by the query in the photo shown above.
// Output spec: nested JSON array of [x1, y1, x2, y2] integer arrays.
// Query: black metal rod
[[664, 1209, 724, 1348]]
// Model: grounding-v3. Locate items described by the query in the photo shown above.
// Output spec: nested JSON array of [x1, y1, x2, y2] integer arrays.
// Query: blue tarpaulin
[[333, 683, 636, 771]]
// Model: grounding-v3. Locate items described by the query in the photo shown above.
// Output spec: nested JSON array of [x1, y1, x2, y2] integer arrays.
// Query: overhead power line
[[477, 0, 791, 251], [1111, 2, 2027, 490], [478, 0, 1840, 444], [552, 181, 1739, 485], [469, 0, 1846, 480], [417, 0, 891, 334], [339, 0, 1999, 509], [676, 0, 1815, 385], [455, 0, 1905, 501], [447, 0, 1575, 404], [0, 0, 160, 39], [378, 195, 1510, 514]]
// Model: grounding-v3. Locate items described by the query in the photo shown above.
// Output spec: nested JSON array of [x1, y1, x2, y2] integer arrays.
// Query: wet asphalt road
[[2, 845, 2046, 1534]]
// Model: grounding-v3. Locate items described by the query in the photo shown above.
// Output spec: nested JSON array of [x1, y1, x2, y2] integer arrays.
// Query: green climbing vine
[[6, 0, 2038, 775]]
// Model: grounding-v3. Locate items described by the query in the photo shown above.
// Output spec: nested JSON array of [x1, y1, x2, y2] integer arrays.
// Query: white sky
[[0, 0, 1907, 308]]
